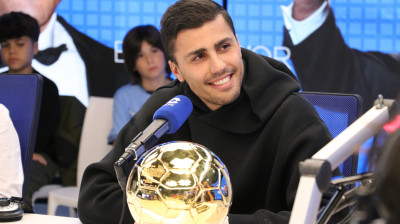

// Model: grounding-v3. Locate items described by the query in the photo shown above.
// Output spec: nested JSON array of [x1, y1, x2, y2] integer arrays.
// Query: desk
[[2, 214, 81, 224]]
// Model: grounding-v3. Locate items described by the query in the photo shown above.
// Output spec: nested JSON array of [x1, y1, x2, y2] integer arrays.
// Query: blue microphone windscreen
[[153, 95, 193, 134]]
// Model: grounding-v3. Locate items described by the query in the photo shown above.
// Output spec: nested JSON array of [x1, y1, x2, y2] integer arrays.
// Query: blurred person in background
[[108, 25, 172, 145]]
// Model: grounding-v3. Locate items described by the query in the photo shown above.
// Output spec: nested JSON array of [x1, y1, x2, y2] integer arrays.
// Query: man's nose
[[209, 54, 226, 75]]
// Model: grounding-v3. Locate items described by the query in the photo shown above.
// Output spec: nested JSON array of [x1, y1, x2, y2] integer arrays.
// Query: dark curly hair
[[160, 0, 236, 64], [0, 11, 40, 42]]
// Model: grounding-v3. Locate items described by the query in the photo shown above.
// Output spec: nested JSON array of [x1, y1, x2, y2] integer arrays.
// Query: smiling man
[[169, 18, 244, 111], [78, 1, 333, 224]]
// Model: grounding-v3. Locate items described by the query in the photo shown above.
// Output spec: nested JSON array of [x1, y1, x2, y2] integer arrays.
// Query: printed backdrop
[[56, 0, 400, 71]]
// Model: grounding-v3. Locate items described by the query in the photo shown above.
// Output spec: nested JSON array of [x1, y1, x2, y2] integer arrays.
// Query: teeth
[[212, 76, 230, 85]]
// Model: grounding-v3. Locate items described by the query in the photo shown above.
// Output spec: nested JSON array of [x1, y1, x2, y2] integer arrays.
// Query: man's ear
[[168, 60, 184, 82]]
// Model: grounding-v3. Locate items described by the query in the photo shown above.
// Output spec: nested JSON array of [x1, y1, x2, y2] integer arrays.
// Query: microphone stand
[[289, 95, 395, 224], [317, 173, 374, 224], [114, 119, 169, 191]]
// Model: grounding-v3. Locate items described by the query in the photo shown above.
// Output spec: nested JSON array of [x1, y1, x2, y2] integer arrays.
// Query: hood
[[184, 48, 300, 134]]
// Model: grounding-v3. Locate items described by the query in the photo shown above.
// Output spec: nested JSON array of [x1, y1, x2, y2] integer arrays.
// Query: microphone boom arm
[[114, 119, 169, 191], [289, 96, 395, 224]]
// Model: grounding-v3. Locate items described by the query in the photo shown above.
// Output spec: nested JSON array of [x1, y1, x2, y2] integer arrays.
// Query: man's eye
[[193, 53, 204, 61], [221, 44, 231, 51]]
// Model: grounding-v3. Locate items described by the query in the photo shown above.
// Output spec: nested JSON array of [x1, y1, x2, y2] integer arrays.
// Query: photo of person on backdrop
[[281, 0, 400, 112], [0, 0, 129, 106]]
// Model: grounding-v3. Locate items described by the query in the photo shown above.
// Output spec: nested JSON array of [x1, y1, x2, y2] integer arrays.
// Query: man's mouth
[[210, 74, 232, 86]]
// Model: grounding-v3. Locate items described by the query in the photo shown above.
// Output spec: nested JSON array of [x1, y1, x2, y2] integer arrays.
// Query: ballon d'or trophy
[[126, 141, 232, 224]]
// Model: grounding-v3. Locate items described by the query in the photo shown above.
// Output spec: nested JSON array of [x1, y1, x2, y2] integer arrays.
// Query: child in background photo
[[108, 25, 172, 144]]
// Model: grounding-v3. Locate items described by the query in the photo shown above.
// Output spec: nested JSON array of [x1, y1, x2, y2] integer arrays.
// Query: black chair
[[300, 91, 363, 176], [0, 74, 43, 199]]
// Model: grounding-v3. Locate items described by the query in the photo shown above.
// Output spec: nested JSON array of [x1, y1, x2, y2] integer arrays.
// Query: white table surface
[[2, 213, 82, 224]]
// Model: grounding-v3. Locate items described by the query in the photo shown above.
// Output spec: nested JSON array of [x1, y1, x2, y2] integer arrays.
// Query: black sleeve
[[35, 76, 60, 157], [78, 88, 182, 224], [77, 147, 134, 224], [78, 94, 157, 223]]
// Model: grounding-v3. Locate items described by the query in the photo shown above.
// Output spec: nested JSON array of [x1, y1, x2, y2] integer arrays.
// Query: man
[[0, 0, 129, 106], [78, 1, 333, 223], [0, 11, 61, 212], [282, 0, 400, 112]]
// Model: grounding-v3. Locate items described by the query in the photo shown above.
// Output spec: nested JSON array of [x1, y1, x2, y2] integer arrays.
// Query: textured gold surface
[[126, 141, 232, 224]]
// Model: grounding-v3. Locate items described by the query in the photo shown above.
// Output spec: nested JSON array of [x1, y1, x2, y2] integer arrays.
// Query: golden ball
[[126, 141, 232, 224]]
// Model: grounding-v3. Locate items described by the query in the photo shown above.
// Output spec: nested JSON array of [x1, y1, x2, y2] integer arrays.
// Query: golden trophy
[[126, 141, 232, 224]]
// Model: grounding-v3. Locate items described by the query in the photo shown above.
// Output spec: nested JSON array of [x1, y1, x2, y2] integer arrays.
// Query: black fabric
[[78, 48, 333, 224], [23, 154, 58, 213], [34, 44, 67, 66], [50, 96, 86, 186], [33, 71, 61, 159], [50, 96, 85, 168], [283, 8, 400, 112], [56, 16, 129, 97]]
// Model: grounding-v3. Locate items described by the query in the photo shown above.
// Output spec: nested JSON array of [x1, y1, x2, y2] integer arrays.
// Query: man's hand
[[293, 0, 325, 20], [32, 153, 48, 166]]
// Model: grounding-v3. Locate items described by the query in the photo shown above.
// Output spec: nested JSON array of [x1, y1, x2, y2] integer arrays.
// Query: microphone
[[115, 95, 193, 168], [114, 95, 192, 224]]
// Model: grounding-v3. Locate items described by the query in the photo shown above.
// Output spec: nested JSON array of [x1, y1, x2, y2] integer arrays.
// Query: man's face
[[0, 36, 38, 73], [0, 0, 60, 31], [169, 14, 244, 111]]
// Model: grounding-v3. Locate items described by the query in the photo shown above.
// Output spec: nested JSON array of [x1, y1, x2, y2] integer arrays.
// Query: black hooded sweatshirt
[[78, 48, 332, 224]]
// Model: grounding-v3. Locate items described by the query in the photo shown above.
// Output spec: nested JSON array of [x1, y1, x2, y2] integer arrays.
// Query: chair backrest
[[77, 96, 114, 187], [300, 91, 363, 176], [0, 74, 43, 198]]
